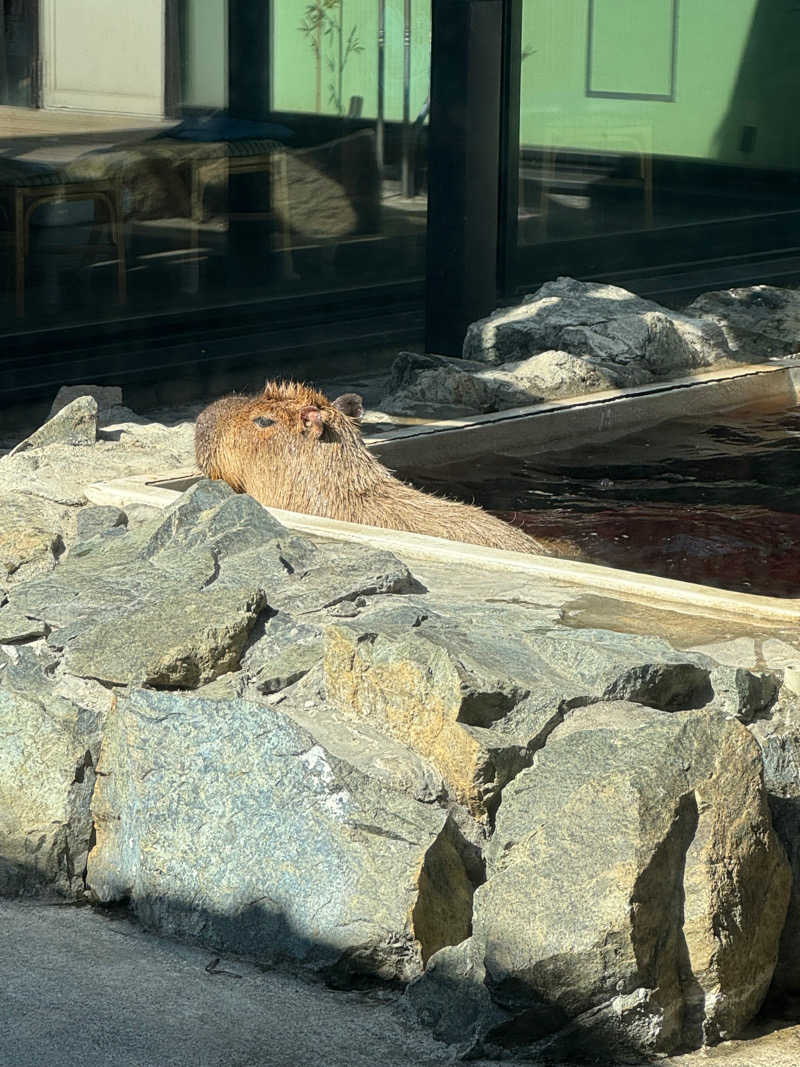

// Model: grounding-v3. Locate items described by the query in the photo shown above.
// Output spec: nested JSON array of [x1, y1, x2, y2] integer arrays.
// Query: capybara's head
[[194, 380, 368, 491], [245, 380, 364, 445]]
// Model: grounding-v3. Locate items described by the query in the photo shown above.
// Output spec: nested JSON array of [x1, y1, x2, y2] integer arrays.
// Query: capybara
[[195, 380, 570, 555]]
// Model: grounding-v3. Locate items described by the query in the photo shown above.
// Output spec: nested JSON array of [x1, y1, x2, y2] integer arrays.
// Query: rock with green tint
[[87, 688, 479, 981]]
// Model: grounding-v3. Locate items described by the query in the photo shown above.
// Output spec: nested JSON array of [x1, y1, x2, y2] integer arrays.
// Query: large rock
[[87, 688, 479, 981], [242, 612, 324, 694], [463, 277, 737, 372], [62, 584, 268, 687], [9, 396, 98, 455], [484, 348, 636, 399], [688, 285, 800, 360], [379, 348, 637, 417], [323, 617, 716, 820], [48, 384, 123, 419], [380, 279, 747, 418], [746, 693, 800, 997], [8, 480, 419, 690], [0, 397, 194, 519], [0, 492, 67, 586], [379, 352, 536, 418], [0, 644, 102, 898], [271, 665, 447, 805], [412, 703, 790, 1060]]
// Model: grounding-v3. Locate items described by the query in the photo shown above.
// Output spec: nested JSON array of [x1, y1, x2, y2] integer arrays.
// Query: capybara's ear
[[332, 393, 364, 422], [299, 405, 324, 438]]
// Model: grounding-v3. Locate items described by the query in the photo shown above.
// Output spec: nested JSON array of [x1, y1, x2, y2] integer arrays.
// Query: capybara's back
[[195, 380, 571, 556]]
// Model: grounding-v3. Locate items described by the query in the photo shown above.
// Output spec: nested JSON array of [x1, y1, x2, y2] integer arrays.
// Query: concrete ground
[[0, 899, 452, 1067], [2, 899, 799, 1067]]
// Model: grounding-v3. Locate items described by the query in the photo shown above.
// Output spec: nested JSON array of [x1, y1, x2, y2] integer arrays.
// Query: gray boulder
[[74, 505, 128, 545], [688, 285, 800, 360], [0, 604, 48, 644], [242, 612, 324, 694], [0, 492, 67, 586], [9, 396, 98, 455], [62, 584, 268, 688], [0, 646, 102, 898], [87, 688, 479, 982], [404, 939, 510, 1059], [413, 703, 790, 1059], [323, 617, 716, 820], [270, 666, 447, 805], [379, 352, 536, 417], [380, 279, 745, 418], [747, 694, 800, 997], [463, 276, 737, 373], [483, 348, 636, 399], [48, 384, 123, 419], [8, 480, 421, 691]]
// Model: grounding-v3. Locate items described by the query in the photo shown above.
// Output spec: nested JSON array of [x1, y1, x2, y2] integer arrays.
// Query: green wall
[[521, 0, 800, 169], [272, 0, 430, 121], [179, 0, 800, 171]]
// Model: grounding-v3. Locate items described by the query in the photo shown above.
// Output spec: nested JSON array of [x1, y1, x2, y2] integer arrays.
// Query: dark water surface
[[406, 406, 800, 598]]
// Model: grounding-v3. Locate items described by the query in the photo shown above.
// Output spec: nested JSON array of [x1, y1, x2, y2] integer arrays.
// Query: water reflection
[[406, 406, 800, 598]]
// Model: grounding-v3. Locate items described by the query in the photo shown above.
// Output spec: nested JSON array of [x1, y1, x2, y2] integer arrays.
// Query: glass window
[[0, 0, 429, 336], [514, 0, 800, 300]]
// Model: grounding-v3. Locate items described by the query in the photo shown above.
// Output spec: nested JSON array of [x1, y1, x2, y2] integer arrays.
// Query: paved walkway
[[0, 900, 453, 1067]]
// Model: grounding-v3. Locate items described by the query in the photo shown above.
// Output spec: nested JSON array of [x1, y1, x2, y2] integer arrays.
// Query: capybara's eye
[[253, 416, 276, 429]]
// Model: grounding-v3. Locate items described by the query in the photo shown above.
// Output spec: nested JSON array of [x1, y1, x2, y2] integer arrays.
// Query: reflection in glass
[[516, 0, 800, 295], [0, 0, 430, 333]]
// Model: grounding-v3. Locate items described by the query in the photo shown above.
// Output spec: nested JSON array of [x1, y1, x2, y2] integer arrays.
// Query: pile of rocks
[[380, 278, 800, 417], [2, 387, 799, 1060]]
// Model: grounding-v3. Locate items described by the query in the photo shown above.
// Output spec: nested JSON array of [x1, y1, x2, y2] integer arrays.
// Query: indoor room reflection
[[516, 0, 800, 294], [0, 0, 430, 329]]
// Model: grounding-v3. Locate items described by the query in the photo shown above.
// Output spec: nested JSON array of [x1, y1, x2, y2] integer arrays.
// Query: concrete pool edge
[[368, 361, 800, 467]]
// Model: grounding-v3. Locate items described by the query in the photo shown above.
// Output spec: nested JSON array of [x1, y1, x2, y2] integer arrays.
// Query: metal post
[[228, 1, 270, 120], [400, 0, 413, 197], [226, 1, 272, 287], [497, 0, 522, 295], [424, 0, 504, 355], [377, 0, 386, 172]]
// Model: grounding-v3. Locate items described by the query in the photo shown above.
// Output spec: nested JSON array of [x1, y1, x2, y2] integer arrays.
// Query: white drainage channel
[[87, 363, 800, 628]]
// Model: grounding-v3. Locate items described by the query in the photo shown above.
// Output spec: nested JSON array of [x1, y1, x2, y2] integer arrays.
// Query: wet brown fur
[[195, 380, 571, 555]]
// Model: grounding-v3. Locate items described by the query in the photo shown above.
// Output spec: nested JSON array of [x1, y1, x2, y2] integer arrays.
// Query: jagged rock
[[74, 505, 128, 544], [268, 541, 424, 615], [0, 604, 48, 644], [381, 280, 746, 418], [708, 665, 779, 722], [48, 384, 123, 419], [746, 693, 800, 997], [323, 619, 714, 819], [87, 688, 479, 981], [688, 285, 800, 360], [8, 481, 423, 692], [463, 277, 737, 373], [380, 348, 643, 418], [269, 665, 446, 805], [0, 649, 101, 898], [439, 703, 791, 1059], [242, 612, 324, 694], [0, 492, 67, 586], [0, 403, 193, 537], [63, 585, 268, 688], [10, 396, 98, 455], [483, 348, 636, 399], [379, 352, 535, 417], [404, 939, 510, 1059]]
